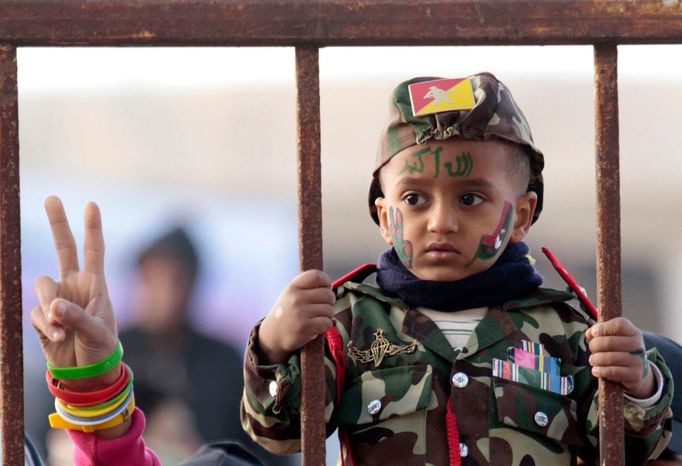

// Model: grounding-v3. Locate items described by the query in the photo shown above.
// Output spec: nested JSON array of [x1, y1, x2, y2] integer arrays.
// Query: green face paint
[[465, 201, 513, 267], [399, 146, 472, 179], [399, 147, 428, 175], [444, 152, 472, 177], [389, 206, 414, 269]]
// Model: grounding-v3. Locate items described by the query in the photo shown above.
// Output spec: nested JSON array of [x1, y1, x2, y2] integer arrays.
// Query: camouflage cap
[[369, 72, 544, 225]]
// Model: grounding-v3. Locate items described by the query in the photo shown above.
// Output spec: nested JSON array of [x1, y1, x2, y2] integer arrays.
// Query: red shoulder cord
[[541, 247, 599, 320], [325, 263, 375, 466]]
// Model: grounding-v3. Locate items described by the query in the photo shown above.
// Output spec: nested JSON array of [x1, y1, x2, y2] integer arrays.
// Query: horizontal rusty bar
[[594, 43, 624, 466], [0, 0, 681, 46], [0, 44, 24, 466]]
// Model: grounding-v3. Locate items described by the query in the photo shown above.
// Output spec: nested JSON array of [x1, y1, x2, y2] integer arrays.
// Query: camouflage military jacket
[[242, 279, 673, 466]]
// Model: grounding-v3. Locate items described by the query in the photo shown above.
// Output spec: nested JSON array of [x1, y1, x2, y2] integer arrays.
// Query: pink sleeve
[[66, 408, 161, 466]]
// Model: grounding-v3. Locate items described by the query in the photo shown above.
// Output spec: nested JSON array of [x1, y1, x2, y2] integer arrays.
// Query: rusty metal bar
[[0, 44, 24, 466], [296, 46, 325, 466], [0, 0, 681, 46], [594, 43, 624, 466]]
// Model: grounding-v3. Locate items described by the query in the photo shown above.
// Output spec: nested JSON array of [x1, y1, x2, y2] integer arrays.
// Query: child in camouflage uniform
[[241, 73, 673, 466]]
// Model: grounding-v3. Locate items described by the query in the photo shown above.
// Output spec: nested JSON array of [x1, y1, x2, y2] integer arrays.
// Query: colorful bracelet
[[49, 396, 135, 433], [47, 340, 123, 380], [53, 388, 134, 426], [46, 363, 130, 406], [57, 382, 132, 418], [73, 376, 133, 411]]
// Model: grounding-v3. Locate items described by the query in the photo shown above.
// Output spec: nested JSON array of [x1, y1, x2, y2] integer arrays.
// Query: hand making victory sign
[[30, 196, 119, 392]]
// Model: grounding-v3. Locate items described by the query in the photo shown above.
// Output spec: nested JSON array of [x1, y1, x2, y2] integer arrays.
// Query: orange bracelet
[[49, 395, 135, 433]]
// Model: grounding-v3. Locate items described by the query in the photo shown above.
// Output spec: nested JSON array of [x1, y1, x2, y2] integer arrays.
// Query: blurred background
[[19, 45, 682, 464]]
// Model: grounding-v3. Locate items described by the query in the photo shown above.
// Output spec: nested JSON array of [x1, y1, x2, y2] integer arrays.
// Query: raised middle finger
[[82, 202, 105, 275]]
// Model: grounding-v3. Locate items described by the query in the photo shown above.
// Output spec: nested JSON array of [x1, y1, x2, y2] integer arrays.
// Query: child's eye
[[403, 193, 426, 206], [461, 193, 484, 206]]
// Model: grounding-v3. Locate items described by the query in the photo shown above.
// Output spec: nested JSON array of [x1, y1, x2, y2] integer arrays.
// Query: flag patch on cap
[[408, 78, 476, 117]]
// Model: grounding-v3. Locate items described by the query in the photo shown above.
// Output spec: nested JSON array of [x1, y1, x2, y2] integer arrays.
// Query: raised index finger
[[45, 196, 79, 277], [83, 201, 105, 274]]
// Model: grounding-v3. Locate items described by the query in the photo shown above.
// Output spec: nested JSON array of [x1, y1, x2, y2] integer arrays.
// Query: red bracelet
[[46, 363, 129, 406]]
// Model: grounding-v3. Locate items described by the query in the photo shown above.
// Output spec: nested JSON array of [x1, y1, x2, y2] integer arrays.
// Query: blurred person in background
[[119, 226, 294, 466], [27, 221, 296, 466], [27, 197, 270, 466]]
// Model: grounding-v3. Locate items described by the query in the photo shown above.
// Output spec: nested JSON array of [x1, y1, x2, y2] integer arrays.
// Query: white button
[[534, 411, 549, 427], [451, 372, 469, 388], [268, 381, 278, 397], [367, 399, 382, 415], [459, 442, 468, 458]]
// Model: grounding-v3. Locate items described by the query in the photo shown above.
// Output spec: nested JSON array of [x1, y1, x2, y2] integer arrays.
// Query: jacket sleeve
[[580, 345, 674, 465], [622, 348, 674, 463], [67, 408, 161, 466], [240, 320, 340, 454]]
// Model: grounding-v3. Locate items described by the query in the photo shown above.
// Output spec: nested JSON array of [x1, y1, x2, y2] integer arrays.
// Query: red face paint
[[465, 201, 513, 266]]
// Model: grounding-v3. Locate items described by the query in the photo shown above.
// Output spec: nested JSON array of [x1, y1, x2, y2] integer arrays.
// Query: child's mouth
[[424, 243, 461, 259]]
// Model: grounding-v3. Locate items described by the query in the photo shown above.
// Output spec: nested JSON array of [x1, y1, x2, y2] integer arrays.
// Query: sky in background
[[18, 45, 682, 93]]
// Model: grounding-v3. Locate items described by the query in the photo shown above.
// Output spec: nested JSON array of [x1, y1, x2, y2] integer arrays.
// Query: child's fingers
[[49, 299, 106, 346], [30, 305, 65, 342], [300, 304, 335, 320], [591, 365, 629, 380], [45, 196, 80, 277], [589, 351, 641, 368], [589, 335, 642, 354], [307, 316, 333, 336], [587, 317, 637, 339], [34, 275, 58, 315], [288, 288, 334, 308], [283, 289, 334, 313], [304, 288, 336, 306], [292, 270, 332, 290], [590, 365, 642, 387], [82, 202, 105, 275]]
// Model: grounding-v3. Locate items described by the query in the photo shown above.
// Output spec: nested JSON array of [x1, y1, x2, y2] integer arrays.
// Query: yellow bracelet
[[57, 384, 131, 418], [48, 394, 135, 433]]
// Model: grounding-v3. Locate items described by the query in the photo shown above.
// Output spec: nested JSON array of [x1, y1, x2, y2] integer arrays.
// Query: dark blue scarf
[[376, 242, 543, 312]]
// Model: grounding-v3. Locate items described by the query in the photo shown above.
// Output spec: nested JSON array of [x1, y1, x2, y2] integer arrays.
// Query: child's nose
[[427, 202, 459, 234]]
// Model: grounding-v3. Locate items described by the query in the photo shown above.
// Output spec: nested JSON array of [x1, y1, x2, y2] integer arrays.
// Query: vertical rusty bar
[[296, 46, 326, 466], [594, 43, 624, 466], [0, 44, 24, 466]]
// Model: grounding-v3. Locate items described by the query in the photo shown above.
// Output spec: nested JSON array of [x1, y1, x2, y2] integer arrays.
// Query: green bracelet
[[48, 341, 123, 380]]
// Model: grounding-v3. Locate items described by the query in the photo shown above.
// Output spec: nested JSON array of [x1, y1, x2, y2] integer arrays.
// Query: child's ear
[[375, 197, 394, 246], [510, 191, 538, 243]]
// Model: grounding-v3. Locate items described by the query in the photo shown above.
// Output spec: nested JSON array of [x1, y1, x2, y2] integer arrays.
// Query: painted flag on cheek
[[408, 77, 476, 117]]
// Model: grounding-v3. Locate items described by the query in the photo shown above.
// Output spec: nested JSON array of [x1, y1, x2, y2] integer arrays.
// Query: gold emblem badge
[[347, 329, 417, 367]]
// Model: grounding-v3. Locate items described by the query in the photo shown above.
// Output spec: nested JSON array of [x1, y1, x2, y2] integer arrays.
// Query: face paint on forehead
[[399, 146, 431, 176], [444, 151, 472, 177], [389, 206, 414, 269], [464, 201, 514, 267], [398, 146, 473, 179]]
